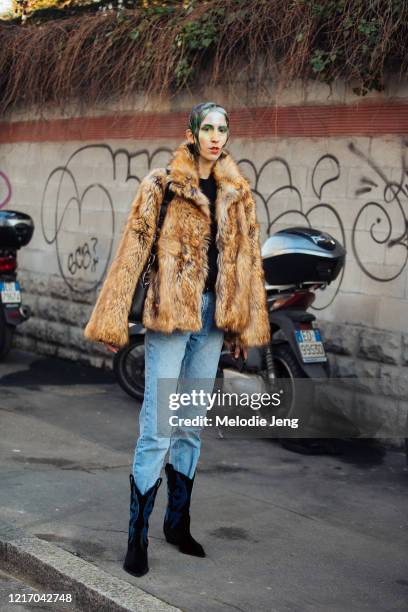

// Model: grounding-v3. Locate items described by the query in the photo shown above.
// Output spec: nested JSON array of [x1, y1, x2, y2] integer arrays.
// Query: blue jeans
[[132, 290, 224, 494]]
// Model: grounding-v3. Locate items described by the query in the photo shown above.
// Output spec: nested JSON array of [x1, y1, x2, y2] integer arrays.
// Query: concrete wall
[[0, 81, 407, 437]]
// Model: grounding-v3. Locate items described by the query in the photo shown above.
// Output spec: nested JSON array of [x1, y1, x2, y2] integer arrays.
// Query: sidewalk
[[0, 349, 407, 611]]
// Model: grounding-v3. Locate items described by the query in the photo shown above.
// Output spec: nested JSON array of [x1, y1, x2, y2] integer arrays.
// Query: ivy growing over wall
[[0, 0, 407, 114]]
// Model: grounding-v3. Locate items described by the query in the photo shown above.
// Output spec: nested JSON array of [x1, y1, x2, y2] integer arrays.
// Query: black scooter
[[219, 227, 345, 450], [0, 210, 34, 359]]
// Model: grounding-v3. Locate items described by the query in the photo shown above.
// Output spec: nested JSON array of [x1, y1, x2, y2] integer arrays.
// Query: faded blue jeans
[[132, 290, 224, 494]]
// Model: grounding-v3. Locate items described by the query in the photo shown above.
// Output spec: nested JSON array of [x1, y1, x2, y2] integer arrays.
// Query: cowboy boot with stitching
[[123, 473, 162, 577], [163, 462, 205, 557]]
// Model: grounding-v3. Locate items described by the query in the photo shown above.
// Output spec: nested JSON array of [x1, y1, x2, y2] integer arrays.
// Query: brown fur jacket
[[84, 140, 271, 348]]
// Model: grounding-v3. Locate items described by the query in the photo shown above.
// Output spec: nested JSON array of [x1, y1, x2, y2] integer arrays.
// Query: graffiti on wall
[[239, 153, 346, 309], [0, 170, 12, 209], [41, 140, 408, 305], [40, 144, 172, 292], [350, 141, 408, 282]]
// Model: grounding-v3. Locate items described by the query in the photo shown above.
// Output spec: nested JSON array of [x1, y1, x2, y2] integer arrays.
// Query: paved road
[[0, 349, 407, 612]]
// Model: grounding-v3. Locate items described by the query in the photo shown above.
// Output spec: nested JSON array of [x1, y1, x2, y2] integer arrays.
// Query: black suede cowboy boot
[[163, 463, 205, 557], [123, 473, 162, 577]]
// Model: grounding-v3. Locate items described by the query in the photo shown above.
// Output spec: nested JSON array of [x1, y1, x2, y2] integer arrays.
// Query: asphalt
[[0, 349, 407, 612]]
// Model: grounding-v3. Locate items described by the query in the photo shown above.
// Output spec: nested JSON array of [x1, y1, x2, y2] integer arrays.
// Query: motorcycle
[[113, 226, 346, 442], [0, 210, 34, 360]]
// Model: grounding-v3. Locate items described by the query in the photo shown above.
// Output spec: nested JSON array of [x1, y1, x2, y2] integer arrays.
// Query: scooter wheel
[[267, 342, 314, 429], [0, 310, 14, 361], [113, 335, 145, 400], [405, 411, 408, 467]]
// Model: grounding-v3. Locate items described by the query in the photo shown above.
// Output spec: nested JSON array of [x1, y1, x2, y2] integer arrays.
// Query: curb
[[0, 521, 181, 612]]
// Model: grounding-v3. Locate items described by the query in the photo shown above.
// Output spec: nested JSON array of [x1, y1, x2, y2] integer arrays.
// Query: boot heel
[[164, 529, 180, 545]]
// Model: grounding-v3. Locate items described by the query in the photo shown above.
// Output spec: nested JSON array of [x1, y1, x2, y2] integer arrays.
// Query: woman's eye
[[200, 126, 227, 132]]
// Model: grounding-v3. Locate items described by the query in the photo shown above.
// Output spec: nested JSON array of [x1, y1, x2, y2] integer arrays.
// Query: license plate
[[295, 328, 327, 363], [0, 281, 21, 304]]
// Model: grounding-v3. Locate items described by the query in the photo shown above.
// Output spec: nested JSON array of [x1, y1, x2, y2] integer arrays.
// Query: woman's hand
[[105, 343, 120, 353], [224, 334, 248, 361], [232, 340, 248, 361]]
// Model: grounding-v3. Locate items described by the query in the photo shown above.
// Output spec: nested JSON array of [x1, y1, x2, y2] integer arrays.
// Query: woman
[[84, 101, 270, 577]]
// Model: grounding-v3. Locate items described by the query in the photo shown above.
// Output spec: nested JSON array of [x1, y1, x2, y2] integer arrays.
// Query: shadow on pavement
[[0, 356, 116, 388]]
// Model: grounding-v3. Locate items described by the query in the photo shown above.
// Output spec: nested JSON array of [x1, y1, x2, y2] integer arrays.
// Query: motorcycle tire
[[114, 335, 225, 402], [0, 310, 14, 361], [263, 341, 314, 434], [113, 335, 146, 401], [405, 410, 408, 467]]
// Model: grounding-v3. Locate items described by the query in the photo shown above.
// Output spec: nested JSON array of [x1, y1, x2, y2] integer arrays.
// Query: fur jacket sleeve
[[222, 184, 270, 349], [83, 171, 165, 347]]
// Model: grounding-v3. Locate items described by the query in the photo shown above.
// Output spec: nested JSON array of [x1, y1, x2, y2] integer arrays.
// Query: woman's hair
[[188, 102, 229, 156]]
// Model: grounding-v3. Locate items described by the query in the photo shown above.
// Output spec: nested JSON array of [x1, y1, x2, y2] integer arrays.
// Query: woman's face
[[188, 110, 229, 162]]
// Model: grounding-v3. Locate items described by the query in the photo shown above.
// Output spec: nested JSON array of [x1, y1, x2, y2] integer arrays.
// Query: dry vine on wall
[[0, 0, 408, 115]]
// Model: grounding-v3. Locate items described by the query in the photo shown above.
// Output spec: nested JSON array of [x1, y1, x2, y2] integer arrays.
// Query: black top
[[199, 172, 218, 292]]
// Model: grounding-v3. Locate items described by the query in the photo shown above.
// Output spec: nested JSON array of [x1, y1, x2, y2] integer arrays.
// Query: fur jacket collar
[[84, 140, 270, 348]]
